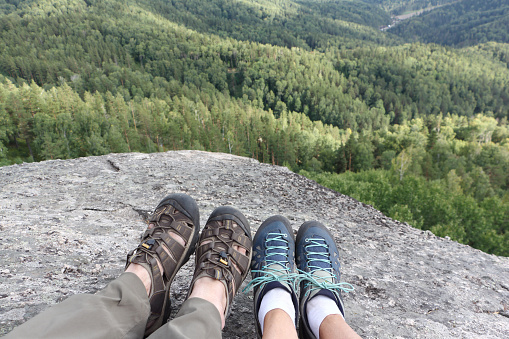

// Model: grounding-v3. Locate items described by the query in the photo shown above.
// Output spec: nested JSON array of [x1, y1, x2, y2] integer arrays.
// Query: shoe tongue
[[266, 233, 288, 264], [265, 238, 292, 288], [267, 262, 285, 270], [310, 267, 333, 284], [264, 266, 293, 290], [306, 237, 330, 269], [266, 260, 291, 287]]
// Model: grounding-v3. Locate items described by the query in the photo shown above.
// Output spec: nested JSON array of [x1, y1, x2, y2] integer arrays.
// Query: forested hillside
[[0, 0, 507, 255], [2, 0, 508, 129], [391, 0, 509, 46], [135, 0, 396, 49], [302, 113, 509, 256]]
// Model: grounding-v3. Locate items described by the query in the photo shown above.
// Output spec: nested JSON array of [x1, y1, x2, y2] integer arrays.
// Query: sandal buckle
[[142, 239, 156, 250], [219, 251, 229, 266]]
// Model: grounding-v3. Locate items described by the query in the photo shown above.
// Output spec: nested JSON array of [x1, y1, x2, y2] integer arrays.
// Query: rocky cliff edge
[[0, 151, 508, 338]]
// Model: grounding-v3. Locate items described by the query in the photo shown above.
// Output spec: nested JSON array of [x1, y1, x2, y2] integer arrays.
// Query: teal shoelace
[[243, 232, 300, 293], [243, 235, 355, 295], [299, 237, 355, 297]]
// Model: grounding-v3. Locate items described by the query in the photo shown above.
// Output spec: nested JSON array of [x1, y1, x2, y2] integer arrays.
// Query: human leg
[[125, 193, 201, 336], [4, 272, 150, 339], [261, 308, 298, 339], [296, 221, 360, 339], [318, 314, 361, 339], [5, 193, 200, 339], [147, 297, 222, 339]]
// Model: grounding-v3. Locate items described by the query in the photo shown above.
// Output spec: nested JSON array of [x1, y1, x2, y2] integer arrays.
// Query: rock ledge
[[0, 151, 508, 338]]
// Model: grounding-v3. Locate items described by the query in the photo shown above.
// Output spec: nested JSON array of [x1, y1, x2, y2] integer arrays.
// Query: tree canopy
[[1, 0, 508, 256], [390, 0, 509, 46]]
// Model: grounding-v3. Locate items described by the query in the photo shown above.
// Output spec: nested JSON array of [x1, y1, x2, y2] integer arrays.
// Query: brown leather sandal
[[126, 194, 200, 337], [189, 206, 252, 318]]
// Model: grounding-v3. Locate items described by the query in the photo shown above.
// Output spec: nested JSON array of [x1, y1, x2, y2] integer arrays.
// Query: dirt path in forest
[[394, 1, 460, 21]]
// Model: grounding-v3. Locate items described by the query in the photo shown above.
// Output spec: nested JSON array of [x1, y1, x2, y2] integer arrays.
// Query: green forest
[[391, 0, 509, 46], [0, 0, 508, 256]]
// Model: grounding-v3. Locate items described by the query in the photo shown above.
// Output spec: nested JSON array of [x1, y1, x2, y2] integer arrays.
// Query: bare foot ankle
[[188, 239, 247, 328], [125, 263, 152, 295]]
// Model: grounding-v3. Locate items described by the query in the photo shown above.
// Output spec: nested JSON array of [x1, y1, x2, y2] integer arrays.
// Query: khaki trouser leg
[[6, 272, 223, 339], [148, 297, 222, 339], [4, 272, 150, 339]]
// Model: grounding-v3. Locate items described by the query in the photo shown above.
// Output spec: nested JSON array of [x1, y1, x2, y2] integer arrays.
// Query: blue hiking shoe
[[243, 215, 299, 338], [296, 221, 354, 339]]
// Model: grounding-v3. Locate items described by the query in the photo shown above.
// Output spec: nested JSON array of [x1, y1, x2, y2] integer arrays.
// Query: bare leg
[[319, 314, 362, 339], [187, 277, 227, 327], [188, 238, 247, 328], [261, 309, 298, 339], [125, 263, 152, 294]]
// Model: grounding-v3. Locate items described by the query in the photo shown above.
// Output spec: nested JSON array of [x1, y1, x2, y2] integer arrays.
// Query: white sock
[[306, 295, 344, 339], [257, 287, 296, 334]]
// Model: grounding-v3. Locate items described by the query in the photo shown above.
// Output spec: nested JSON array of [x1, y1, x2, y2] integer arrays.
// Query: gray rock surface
[[0, 150, 508, 338]]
